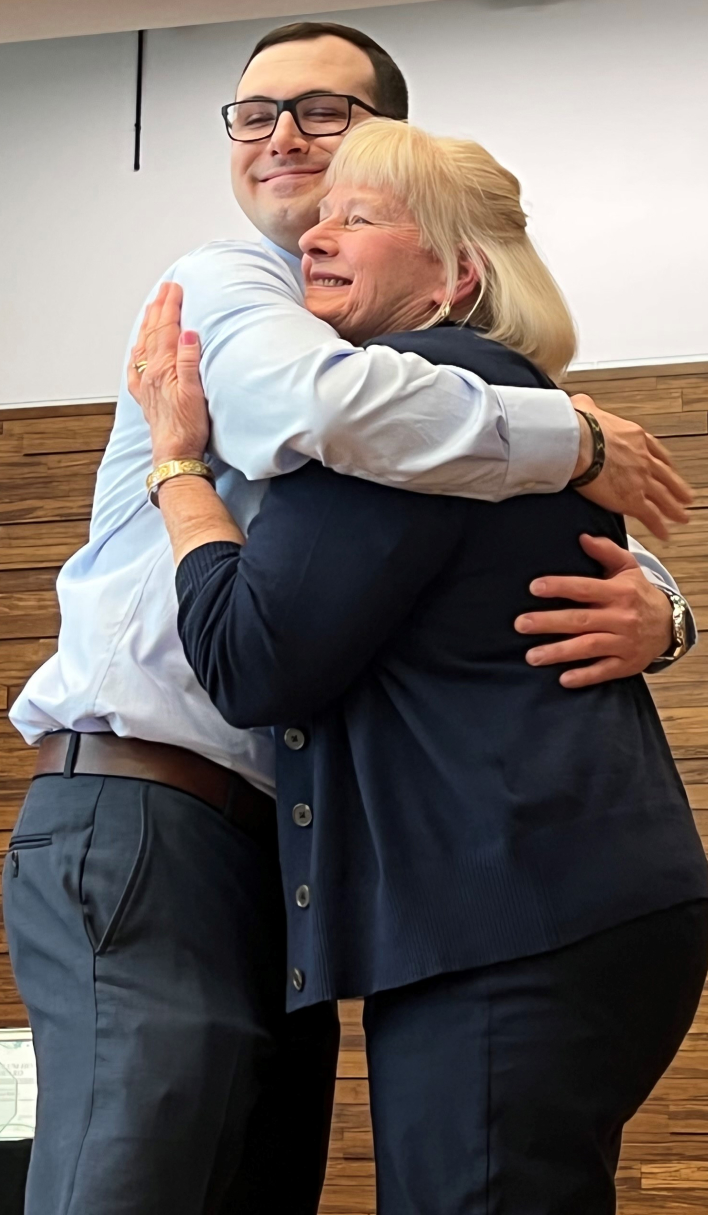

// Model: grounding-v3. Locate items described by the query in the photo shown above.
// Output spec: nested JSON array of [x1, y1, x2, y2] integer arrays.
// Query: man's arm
[[628, 535, 697, 671], [166, 243, 689, 536], [515, 534, 696, 688], [132, 291, 697, 693], [175, 241, 578, 501]]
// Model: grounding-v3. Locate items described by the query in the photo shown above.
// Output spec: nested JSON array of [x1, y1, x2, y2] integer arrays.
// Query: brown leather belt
[[34, 731, 276, 850]]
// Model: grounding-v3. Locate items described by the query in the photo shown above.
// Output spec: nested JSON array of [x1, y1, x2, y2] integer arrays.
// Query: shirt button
[[284, 728, 307, 751], [292, 803, 313, 827], [291, 967, 305, 992], [295, 884, 310, 908]]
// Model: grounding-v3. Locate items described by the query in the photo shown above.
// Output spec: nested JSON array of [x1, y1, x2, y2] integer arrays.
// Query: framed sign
[[0, 1029, 36, 1140]]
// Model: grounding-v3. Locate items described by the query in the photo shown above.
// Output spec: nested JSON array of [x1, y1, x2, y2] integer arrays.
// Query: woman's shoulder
[[365, 326, 555, 391]]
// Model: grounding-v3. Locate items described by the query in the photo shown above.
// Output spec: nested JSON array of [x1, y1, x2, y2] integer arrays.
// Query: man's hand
[[127, 282, 210, 465], [570, 394, 692, 541], [514, 534, 673, 689]]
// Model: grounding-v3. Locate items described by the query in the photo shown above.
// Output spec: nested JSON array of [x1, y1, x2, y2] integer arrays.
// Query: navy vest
[[177, 326, 708, 1010]]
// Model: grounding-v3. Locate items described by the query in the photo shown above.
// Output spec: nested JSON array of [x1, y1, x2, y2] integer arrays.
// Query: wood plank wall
[[0, 403, 116, 1022], [0, 365, 706, 1212]]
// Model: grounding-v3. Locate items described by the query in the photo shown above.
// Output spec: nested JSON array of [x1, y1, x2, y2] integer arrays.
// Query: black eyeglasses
[[221, 92, 382, 143]]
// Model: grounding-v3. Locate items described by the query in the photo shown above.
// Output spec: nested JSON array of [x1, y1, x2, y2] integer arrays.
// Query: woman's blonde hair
[[325, 120, 577, 381]]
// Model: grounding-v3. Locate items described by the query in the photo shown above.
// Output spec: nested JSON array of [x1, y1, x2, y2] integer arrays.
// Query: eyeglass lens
[[228, 95, 351, 141]]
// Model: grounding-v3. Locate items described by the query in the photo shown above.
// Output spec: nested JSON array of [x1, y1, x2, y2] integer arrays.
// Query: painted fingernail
[[180, 331, 198, 345], [530, 580, 547, 595], [516, 616, 532, 632]]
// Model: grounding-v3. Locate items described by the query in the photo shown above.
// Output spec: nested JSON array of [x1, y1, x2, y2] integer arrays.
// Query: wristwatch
[[660, 589, 690, 663]]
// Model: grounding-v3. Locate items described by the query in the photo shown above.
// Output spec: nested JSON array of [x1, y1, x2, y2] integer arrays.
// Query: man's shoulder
[[177, 237, 270, 267]]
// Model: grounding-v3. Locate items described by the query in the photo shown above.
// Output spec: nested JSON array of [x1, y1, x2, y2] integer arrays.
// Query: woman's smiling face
[[299, 183, 450, 344]]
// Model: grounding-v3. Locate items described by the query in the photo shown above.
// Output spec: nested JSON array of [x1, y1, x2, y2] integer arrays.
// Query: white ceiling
[[0, 0, 440, 45]]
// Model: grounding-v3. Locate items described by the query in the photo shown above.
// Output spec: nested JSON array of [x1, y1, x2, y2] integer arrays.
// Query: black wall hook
[[134, 30, 145, 171]]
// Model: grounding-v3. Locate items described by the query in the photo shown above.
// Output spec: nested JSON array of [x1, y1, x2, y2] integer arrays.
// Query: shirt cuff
[[497, 387, 579, 496]]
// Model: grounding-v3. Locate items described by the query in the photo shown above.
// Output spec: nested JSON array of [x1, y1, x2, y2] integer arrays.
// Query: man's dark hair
[[242, 21, 409, 121]]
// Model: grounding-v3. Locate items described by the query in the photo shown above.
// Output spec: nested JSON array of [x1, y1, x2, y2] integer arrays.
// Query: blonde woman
[[132, 122, 708, 1212]]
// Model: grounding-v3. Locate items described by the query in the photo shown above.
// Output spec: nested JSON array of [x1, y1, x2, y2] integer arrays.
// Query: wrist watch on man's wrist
[[659, 589, 690, 663]]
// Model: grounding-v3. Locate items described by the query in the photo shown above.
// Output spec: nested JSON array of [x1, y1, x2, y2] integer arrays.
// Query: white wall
[[1, 0, 707, 405], [0, 0, 439, 44]]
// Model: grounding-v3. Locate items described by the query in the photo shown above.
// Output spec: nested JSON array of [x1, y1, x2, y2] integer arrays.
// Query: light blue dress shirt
[[10, 239, 692, 789]]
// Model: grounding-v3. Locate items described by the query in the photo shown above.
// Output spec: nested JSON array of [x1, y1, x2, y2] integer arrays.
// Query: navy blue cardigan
[[177, 327, 708, 1010]]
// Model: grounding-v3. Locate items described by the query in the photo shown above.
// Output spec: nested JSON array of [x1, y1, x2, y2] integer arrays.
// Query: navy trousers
[[364, 901, 708, 1214], [3, 773, 339, 1215]]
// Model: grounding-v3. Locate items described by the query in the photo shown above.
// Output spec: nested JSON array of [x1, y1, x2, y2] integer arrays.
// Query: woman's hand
[[128, 281, 245, 561], [128, 281, 210, 465]]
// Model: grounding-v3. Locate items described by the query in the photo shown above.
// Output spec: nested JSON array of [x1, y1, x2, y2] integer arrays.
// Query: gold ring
[[133, 360, 148, 374]]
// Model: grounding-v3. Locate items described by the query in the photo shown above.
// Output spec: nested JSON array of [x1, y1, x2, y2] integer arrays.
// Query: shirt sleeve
[[627, 533, 698, 666], [175, 464, 455, 727], [172, 241, 579, 502]]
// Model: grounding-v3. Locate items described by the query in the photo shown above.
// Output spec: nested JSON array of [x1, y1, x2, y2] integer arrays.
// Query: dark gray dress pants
[[364, 900, 708, 1214], [3, 773, 339, 1215]]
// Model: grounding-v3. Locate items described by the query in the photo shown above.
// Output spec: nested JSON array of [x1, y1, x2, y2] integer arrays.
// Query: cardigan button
[[292, 803, 312, 827], [284, 728, 307, 751], [291, 967, 305, 992], [295, 885, 310, 909]]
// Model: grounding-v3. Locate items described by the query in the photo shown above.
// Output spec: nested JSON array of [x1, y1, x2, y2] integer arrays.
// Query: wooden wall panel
[[0, 406, 109, 1031], [0, 369, 706, 1212]]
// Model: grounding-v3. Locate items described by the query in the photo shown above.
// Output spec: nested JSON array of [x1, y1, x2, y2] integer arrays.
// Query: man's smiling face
[[230, 35, 380, 255]]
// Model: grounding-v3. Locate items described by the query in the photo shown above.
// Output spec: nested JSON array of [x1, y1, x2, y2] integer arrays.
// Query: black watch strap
[[569, 410, 606, 489]]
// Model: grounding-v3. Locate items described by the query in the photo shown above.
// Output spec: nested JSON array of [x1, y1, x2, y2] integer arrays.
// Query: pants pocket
[[8, 833, 53, 850], [5, 833, 53, 880], [80, 780, 151, 956]]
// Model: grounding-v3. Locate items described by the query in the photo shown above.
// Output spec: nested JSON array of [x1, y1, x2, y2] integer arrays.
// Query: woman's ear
[[452, 251, 480, 307], [431, 251, 480, 309]]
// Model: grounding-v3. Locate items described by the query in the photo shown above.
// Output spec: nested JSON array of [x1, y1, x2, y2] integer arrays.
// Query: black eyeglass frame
[[220, 92, 382, 143]]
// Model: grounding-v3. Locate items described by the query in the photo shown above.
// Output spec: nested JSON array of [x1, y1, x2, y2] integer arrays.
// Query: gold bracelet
[[146, 459, 215, 508]]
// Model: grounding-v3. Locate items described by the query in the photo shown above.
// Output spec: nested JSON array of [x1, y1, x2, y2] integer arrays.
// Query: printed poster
[[0, 1029, 36, 1140]]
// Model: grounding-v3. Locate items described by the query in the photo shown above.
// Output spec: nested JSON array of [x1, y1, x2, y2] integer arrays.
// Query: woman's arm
[[129, 285, 453, 726], [158, 476, 244, 564], [174, 462, 455, 728]]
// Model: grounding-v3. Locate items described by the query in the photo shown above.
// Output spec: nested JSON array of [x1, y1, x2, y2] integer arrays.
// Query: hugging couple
[[5, 19, 708, 1215]]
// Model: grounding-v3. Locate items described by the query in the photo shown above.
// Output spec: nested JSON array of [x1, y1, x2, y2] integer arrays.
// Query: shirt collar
[[261, 236, 303, 284]]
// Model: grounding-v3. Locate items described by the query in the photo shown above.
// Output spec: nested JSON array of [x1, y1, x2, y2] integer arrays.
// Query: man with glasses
[[6, 20, 695, 1215]]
